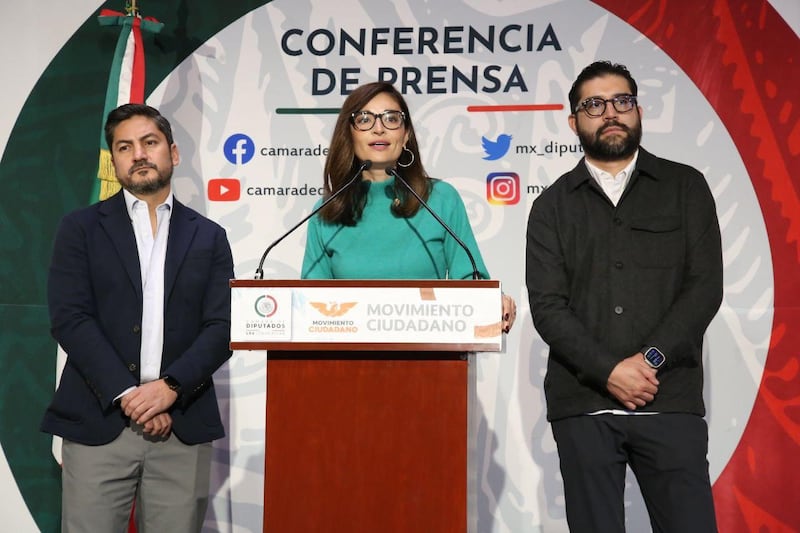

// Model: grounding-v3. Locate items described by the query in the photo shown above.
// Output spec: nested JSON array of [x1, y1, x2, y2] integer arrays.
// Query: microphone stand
[[386, 167, 481, 280], [254, 160, 373, 279]]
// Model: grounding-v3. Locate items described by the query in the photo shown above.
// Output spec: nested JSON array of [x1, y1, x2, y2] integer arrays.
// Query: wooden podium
[[230, 279, 503, 533]]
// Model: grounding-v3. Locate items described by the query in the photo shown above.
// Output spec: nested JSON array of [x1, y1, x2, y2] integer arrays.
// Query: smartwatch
[[643, 347, 666, 369]]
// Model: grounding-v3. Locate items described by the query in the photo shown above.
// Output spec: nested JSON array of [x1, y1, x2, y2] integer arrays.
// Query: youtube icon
[[208, 178, 241, 201]]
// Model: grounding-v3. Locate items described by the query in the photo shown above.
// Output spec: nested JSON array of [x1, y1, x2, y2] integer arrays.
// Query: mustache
[[598, 121, 630, 135], [128, 162, 158, 176]]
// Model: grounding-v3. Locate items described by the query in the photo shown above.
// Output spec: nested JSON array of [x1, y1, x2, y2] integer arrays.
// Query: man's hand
[[142, 412, 173, 437], [607, 353, 660, 410], [120, 379, 178, 425]]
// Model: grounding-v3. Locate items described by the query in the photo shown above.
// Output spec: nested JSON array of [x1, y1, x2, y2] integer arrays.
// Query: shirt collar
[[123, 188, 174, 218], [568, 149, 647, 193], [584, 149, 639, 184]]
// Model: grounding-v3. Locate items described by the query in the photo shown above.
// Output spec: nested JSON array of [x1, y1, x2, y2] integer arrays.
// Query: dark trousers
[[551, 413, 718, 533]]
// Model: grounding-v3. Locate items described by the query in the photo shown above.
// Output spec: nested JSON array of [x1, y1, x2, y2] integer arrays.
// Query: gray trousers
[[61, 423, 213, 533]]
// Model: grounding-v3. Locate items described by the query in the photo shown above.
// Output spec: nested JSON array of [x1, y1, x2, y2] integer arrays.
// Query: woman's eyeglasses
[[350, 110, 406, 131]]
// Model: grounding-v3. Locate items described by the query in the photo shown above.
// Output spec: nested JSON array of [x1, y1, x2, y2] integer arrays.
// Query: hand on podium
[[502, 293, 516, 333]]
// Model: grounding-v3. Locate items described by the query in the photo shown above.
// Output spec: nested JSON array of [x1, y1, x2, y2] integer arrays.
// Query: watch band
[[163, 375, 182, 395]]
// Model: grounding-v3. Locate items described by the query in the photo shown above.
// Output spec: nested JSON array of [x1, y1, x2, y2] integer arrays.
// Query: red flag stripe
[[130, 17, 145, 104]]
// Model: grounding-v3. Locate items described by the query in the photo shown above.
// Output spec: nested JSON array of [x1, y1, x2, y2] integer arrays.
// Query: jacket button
[[128, 363, 137, 372], [614, 305, 624, 315], [132, 325, 141, 334], [614, 261, 623, 269]]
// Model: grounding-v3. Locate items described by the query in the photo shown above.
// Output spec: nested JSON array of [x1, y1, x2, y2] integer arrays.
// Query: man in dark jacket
[[42, 103, 234, 532], [526, 61, 722, 532]]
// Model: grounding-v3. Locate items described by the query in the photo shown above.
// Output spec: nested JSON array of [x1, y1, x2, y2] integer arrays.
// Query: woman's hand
[[502, 293, 517, 333]]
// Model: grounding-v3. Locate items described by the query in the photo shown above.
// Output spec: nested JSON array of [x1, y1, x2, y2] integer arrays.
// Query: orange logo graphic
[[309, 301, 358, 317]]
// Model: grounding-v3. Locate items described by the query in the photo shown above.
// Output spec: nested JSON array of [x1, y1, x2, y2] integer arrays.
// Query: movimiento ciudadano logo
[[310, 301, 357, 317], [224, 133, 255, 165]]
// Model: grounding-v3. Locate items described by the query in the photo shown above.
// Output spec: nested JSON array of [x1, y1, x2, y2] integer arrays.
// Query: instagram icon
[[486, 172, 520, 205]]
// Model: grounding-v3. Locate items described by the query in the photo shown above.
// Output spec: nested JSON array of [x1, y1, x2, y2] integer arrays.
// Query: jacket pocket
[[630, 215, 682, 268]]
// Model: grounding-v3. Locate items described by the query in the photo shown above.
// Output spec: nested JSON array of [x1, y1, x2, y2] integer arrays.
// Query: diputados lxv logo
[[486, 172, 520, 205], [254, 294, 278, 317], [224, 133, 255, 165]]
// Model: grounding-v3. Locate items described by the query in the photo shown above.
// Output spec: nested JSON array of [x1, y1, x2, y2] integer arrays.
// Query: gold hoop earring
[[397, 146, 415, 168]]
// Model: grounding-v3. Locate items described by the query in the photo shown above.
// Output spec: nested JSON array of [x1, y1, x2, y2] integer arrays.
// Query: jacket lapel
[[164, 199, 197, 299], [98, 192, 142, 299]]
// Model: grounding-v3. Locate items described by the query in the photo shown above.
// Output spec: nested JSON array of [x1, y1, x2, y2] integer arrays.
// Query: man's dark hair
[[568, 61, 638, 114], [104, 103, 174, 149]]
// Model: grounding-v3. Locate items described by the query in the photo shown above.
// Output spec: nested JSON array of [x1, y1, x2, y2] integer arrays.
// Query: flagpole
[[127, 1, 139, 18]]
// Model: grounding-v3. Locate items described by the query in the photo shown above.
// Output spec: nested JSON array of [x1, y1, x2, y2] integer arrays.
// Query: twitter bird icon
[[482, 134, 512, 160]]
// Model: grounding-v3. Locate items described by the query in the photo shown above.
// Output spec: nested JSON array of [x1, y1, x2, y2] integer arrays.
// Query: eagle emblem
[[309, 301, 358, 317]]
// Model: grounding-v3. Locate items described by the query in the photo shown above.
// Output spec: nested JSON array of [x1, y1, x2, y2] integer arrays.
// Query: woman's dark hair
[[320, 82, 428, 225], [568, 61, 638, 114]]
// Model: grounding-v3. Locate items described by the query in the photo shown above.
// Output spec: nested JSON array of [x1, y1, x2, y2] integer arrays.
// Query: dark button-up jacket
[[526, 148, 723, 421]]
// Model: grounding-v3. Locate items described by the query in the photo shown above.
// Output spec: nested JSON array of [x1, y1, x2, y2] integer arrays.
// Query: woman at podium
[[300, 81, 515, 332]]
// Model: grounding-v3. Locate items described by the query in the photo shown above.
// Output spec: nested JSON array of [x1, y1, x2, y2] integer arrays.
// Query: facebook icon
[[223, 133, 255, 165]]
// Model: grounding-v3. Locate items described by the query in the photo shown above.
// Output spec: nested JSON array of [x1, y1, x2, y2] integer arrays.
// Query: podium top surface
[[231, 279, 500, 288], [230, 278, 503, 352]]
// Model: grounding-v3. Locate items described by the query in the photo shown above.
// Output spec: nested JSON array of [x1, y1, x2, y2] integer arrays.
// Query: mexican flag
[[93, 8, 164, 201]]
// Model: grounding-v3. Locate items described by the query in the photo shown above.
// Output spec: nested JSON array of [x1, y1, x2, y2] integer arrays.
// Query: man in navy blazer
[[42, 103, 234, 532]]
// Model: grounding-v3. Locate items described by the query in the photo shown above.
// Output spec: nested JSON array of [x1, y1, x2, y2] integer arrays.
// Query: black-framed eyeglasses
[[575, 94, 638, 117], [350, 110, 406, 131]]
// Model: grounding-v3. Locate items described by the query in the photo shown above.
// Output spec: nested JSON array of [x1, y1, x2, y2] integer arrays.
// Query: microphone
[[254, 160, 372, 279], [386, 167, 481, 280]]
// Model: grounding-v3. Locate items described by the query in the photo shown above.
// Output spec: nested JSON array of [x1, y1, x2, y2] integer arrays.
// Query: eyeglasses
[[575, 95, 638, 117], [350, 110, 406, 131]]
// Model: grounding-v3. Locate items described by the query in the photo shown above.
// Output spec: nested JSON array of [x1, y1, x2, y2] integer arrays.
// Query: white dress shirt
[[585, 149, 639, 207], [123, 189, 173, 384]]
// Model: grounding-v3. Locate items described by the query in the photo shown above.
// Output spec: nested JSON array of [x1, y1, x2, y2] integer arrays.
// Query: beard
[[577, 119, 642, 162], [117, 161, 173, 195]]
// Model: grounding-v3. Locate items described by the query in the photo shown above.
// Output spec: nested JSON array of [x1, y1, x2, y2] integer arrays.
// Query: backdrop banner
[[1, 1, 798, 531]]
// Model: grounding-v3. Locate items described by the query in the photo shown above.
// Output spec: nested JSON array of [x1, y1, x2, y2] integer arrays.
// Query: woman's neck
[[361, 166, 391, 183]]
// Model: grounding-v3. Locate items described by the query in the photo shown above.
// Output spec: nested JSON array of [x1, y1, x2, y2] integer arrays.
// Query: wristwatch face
[[164, 376, 181, 392], [644, 347, 665, 368]]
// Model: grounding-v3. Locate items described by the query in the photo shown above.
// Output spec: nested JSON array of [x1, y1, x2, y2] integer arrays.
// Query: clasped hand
[[120, 379, 179, 436], [606, 353, 659, 410]]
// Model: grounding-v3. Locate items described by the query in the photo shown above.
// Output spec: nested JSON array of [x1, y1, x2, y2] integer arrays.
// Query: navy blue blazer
[[42, 191, 234, 445]]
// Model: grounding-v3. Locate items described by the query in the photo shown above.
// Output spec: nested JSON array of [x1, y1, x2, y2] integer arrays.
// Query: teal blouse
[[301, 177, 490, 280]]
